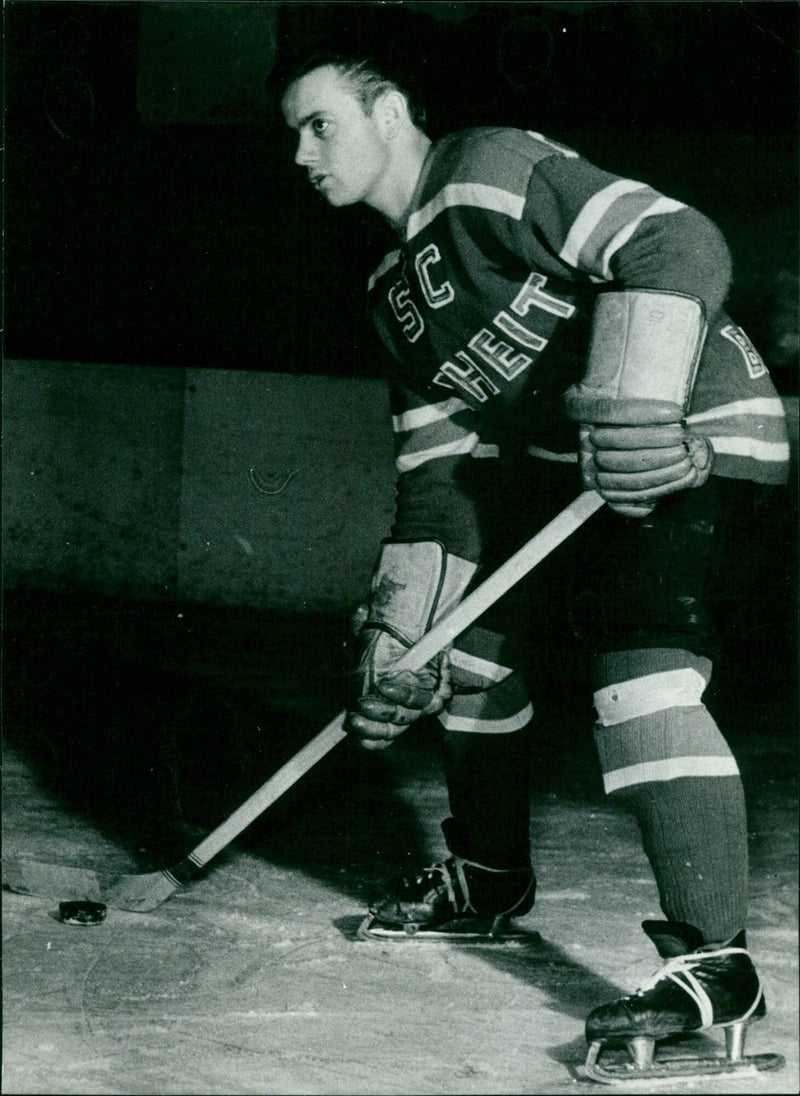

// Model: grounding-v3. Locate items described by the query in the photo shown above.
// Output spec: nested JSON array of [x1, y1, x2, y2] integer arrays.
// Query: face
[[281, 65, 392, 209]]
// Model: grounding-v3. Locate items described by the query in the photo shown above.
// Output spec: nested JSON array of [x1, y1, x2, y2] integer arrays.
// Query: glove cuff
[[572, 398, 684, 426], [564, 289, 707, 424], [364, 540, 477, 647]]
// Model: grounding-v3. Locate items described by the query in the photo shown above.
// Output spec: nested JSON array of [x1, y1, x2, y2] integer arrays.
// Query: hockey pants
[[437, 462, 758, 943]]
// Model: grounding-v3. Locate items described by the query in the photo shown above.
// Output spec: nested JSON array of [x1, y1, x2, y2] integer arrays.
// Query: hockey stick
[[4, 490, 604, 912]]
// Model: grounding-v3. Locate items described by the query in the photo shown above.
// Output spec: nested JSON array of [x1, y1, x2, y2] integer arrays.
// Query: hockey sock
[[441, 725, 532, 870], [592, 648, 748, 944]]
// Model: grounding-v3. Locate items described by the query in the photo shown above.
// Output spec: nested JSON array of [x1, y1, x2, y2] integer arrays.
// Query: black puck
[[58, 900, 107, 925]]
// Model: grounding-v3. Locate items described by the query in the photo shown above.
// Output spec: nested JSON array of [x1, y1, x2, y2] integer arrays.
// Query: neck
[[370, 131, 432, 231]]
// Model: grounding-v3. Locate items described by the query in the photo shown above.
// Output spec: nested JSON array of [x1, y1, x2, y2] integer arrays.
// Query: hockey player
[[281, 51, 789, 1081]]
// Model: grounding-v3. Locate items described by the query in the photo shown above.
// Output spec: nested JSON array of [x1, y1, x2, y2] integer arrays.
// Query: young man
[[281, 53, 789, 1080]]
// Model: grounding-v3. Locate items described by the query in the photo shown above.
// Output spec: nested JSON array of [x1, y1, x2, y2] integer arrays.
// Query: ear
[[375, 88, 410, 138]]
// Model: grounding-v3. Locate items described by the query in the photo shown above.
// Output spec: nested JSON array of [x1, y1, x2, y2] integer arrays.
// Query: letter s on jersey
[[389, 278, 425, 343]]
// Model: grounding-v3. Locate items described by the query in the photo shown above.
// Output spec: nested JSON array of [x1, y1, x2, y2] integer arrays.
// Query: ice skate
[[357, 855, 539, 945], [583, 920, 785, 1084]]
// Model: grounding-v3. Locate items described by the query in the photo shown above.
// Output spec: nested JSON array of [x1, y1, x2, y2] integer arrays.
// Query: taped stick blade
[[103, 869, 181, 912], [4, 856, 105, 903], [3, 856, 181, 912]]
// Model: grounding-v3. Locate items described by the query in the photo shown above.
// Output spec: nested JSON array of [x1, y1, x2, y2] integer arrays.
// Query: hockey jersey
[[367, 128, 790, 561]]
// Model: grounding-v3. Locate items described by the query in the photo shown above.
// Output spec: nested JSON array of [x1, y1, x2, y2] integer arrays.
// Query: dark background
[[4, 2, 798, 852], [5, 1, 799, 390]]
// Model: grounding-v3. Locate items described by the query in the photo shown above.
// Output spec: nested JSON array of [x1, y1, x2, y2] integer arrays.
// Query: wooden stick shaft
[[393, 489, 604, 673], [191, 490, 603, 866]]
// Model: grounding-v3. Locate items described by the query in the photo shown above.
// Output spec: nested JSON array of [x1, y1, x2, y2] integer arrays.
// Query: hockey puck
[[58, 900, 107, 926]]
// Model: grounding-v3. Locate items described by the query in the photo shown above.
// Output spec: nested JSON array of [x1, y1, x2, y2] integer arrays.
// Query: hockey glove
[[347, 541, 475, 751], [564, 290, 714, 519]]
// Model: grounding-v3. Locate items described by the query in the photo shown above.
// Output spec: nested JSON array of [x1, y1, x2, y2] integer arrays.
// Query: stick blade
[[103, 869, 181, 912], [3, 856, 180, 912], [3, 856, 104, 903]]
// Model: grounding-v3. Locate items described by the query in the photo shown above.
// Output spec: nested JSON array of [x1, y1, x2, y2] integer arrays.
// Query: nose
[[294, 131, 317, 168]]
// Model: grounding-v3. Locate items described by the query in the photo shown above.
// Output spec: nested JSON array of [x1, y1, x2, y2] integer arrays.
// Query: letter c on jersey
[[415, 244, 455, 309]]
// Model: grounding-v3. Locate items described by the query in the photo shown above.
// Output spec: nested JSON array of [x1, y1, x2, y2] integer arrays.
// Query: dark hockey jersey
[[367, 128, 790, 561]]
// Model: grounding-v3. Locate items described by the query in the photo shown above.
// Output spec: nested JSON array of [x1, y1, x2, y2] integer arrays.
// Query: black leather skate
[[583, 920, 785, 1083], [357, 856, 538, 944]]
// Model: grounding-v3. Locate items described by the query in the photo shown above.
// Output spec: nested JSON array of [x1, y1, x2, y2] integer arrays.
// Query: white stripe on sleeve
[[559, 179, 647, 268], [708, 437, 790, 461], [368, 250, 402, 291], [392, 397, 471, 432], [686, 397, 786, 424], [407, 184, 525, 239], [396, 433, 481, 472], [599, 196, 685, 279]]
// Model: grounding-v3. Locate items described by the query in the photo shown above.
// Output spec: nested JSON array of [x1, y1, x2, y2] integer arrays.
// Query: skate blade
[[584, 1040, 786, 1085], [356, 914, 541, 946]]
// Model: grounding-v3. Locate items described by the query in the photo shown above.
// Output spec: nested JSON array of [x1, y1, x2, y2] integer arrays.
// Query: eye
[[311, 118, 330, 136]]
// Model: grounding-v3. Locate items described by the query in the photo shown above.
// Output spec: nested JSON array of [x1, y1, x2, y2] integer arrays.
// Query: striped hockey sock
[[592, 648, 748, 944]]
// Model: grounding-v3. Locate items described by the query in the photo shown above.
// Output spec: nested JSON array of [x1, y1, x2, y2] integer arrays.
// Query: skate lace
[[418, 857, 532, 916], [419, 859, 474, 913], [635, 946, 763, 1030]]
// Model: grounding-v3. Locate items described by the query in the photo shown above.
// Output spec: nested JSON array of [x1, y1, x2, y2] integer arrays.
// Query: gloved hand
[[345, 540, 475, 750], [348, 629, 452, 750], [564, 289, 713, 519], [576, 413, 714, 519]]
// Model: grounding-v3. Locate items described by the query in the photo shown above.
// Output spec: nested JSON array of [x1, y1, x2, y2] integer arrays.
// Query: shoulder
[[428, 127, 579, 191], [408, 128, 582, 237]]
